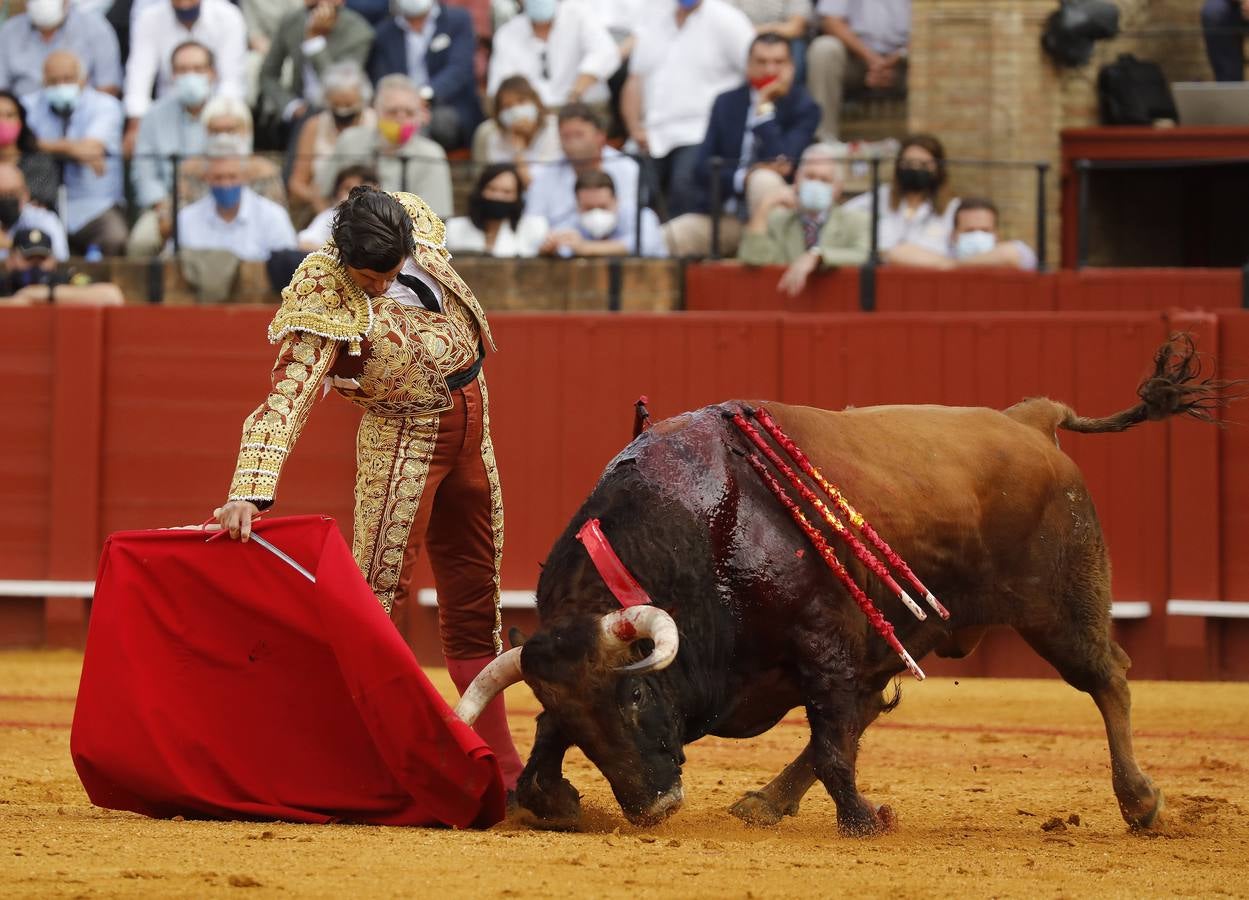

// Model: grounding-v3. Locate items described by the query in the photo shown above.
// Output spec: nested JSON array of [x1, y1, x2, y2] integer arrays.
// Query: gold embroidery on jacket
[[228, 333, 338, 504]]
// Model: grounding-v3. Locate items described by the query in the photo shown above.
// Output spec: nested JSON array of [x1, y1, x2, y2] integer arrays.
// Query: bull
[[456, 336, 1229, 834]]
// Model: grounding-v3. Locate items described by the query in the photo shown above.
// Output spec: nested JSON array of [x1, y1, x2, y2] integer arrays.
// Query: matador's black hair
[[331, 185, 414, 272]]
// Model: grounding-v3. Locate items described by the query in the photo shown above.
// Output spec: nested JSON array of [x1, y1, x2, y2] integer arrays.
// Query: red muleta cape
[[70, 515, 505, 828]]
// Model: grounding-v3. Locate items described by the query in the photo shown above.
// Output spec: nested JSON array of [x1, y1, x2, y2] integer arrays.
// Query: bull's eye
[[631, 686, 643, 705]]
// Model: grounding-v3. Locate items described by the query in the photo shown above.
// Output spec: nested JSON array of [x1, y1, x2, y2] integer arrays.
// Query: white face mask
[[498, 101, 539, 130], [397, 0, 433, 17], [526, 0, 557, 23], [797, 178, 834, 214], [954, 229, 996, 259], [579, 207, 617, 240], [26, 0, 64, 30]]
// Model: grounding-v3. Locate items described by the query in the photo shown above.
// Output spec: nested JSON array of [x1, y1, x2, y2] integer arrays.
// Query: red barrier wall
[[3, 302, 1247, 679], [686, 264, 1245, 315]]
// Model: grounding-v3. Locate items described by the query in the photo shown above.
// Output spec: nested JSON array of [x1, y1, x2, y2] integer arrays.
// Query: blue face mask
[[45, 83, 80, 113], [797, 178, 834, 214], [677, 0, 700, 8], [174, 3, 200, 25], [954, 230, 997, 259], [211, 184, 243, 209], [526, 0, 556, 23]]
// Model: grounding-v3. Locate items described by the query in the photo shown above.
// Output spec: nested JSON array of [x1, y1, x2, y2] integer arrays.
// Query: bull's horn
[[453, 647, 524, 726], [600, 606, 680, 674]]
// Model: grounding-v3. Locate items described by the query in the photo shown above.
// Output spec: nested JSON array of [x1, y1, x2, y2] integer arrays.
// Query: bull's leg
[[1018, 625, 1164, 829], [803, 678, 894, 836], [729, 742, 817, 826], [513, 711, 582, 830]]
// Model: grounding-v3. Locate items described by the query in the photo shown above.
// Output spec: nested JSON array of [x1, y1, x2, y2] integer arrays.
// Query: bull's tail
[[1062, 333, 1240, 433], [1007, 333, 1243, 436]]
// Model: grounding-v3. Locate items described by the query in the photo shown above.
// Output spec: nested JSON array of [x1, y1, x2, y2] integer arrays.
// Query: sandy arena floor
[[1, 650, 1246, 898]]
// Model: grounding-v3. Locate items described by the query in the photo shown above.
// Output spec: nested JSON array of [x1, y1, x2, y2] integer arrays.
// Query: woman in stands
[[470, 76, 561, 189], [445, 162, 549, 257], [0, 90, 58, 210], [844, 132, 958, 258]]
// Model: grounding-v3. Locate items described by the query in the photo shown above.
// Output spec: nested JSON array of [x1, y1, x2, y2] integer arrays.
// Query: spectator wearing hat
[[1, 225, 123, 304], [0, 161, 70, 262]]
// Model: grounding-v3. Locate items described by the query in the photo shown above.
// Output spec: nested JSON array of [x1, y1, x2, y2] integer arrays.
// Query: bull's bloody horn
[[730, 413, 926, 622], [752, 407, 950, 621], [741, 450, 924, 681]]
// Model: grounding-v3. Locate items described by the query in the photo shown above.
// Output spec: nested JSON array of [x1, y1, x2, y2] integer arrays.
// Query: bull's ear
[[508, 626, 528, 648], [518, 618, 597, 685]]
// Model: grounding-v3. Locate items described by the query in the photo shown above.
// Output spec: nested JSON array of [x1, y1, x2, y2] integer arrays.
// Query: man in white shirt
[[487, 0, 620, 109], [176, 147, 298, 261], [524, 102, 639, 232], [622, 0, 754, 218], [123, 0, 248, 154], [0, 0, 122, 99], [807, 0, 910, 141]]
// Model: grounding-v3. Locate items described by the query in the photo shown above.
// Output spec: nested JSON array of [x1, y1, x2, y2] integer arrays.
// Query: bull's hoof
[[513, 776, 582, 831], [729, 791, 800, 828], [837, 803, 896, 837], [1126, 789, 1166, 832]]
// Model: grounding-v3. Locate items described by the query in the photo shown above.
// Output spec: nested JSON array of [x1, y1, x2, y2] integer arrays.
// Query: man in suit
[[366, 0, 481, 152], [259, 0, 374, 134], [737, 141, 870, 297], [663, 32, 819, 258]]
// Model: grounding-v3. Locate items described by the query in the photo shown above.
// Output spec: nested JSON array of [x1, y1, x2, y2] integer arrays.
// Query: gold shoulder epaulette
[[267, 249, 374, 355], [391, 191, 448, 254]]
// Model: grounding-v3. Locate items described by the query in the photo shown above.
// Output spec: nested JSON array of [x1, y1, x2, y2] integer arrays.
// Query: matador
[[213, 186, 523, 788]]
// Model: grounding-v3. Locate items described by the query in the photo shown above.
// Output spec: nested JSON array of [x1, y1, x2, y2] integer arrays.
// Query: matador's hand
[[214, 500, 260, 542]]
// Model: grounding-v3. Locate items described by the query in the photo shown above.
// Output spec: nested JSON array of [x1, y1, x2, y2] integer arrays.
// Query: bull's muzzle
[[623, 782, 685, 827]]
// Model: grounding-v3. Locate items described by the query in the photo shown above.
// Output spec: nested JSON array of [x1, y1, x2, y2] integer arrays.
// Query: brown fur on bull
[[457, 334, 1235, 834]]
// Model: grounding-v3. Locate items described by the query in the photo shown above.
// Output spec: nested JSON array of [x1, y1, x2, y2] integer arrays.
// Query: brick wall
[[909, 0, 1215, 261]]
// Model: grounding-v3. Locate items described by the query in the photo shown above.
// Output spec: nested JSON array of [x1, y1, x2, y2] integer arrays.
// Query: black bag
[[1042, 0, 1120, 67], [1098, 54, 1178, 125]]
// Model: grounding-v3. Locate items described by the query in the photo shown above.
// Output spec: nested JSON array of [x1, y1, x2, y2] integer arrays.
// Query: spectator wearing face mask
[[127, 40, 216, 257], [326, 73, 452, 218], [487, 0, 620, 109], [471, 75, 561, 189], [259, 0, 374, 135], [287, 62, 376, 223], [446, 162, 549, 257], [23, 50, 127, 256], [0, 90, 60, 210], [296, 163, 378, 249], [0, 0, 122, 99], [622, 0, 755, 219], [367, 0, 482, 152], [738, 142, 870, 297], [1, 225, 123, 305], [0, 162, 70, 262], [842, 132, 957, 256], [175, 144, 298, 261], [664, 31, 819, 258], [123, 0, 249, 155], [884, 197, 1037, 271], [540, 168, 666, 258], [524, 102, 638, 232]]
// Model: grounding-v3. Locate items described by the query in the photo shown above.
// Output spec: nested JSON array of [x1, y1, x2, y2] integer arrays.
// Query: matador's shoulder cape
[[267, 191, 496, 355]]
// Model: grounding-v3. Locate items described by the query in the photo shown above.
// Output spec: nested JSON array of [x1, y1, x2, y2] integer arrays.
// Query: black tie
[[395, 272, 441, 313]]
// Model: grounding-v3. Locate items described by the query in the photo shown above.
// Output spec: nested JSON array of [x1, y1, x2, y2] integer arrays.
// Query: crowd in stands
[[0, 0, 1064, 304]]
